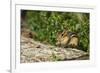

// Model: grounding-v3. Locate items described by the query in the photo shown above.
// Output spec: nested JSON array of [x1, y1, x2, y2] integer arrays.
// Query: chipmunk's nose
[[56, 42, 61, 46]]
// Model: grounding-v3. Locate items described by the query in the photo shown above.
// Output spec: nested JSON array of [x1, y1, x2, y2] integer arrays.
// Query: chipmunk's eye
[[61, 33, 64, 36], [61, 31, 67, 36]]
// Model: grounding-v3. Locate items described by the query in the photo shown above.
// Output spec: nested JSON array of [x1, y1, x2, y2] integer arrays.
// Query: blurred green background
[[21, 10, 89, 52]]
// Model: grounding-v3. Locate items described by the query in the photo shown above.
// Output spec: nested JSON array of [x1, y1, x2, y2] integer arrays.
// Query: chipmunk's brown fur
[[56, 30, 69, 47], [56, 30, 79, 48], [67, 34, 79, 48]]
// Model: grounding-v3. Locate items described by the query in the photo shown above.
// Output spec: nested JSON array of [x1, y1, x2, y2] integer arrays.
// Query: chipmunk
[[56, 30, 79, 48]]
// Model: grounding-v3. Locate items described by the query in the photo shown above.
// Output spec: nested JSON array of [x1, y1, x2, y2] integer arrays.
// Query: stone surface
[[20, 36, 89, 63]]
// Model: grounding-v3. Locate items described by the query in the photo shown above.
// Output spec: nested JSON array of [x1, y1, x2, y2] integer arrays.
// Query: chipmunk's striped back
[[67, 33, 79, 48]]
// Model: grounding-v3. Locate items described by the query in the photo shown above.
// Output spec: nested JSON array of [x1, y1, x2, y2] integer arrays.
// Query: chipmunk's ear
[[61, 30, 66, 36], [61, 29, 68, 36], [56, 30, 62, 35]]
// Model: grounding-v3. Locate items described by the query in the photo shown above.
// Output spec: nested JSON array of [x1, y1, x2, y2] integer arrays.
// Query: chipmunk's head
[[56, 30, 69, 47]]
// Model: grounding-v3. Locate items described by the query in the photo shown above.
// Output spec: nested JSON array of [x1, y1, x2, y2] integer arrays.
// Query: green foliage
[[25, 10, 89, 52]]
